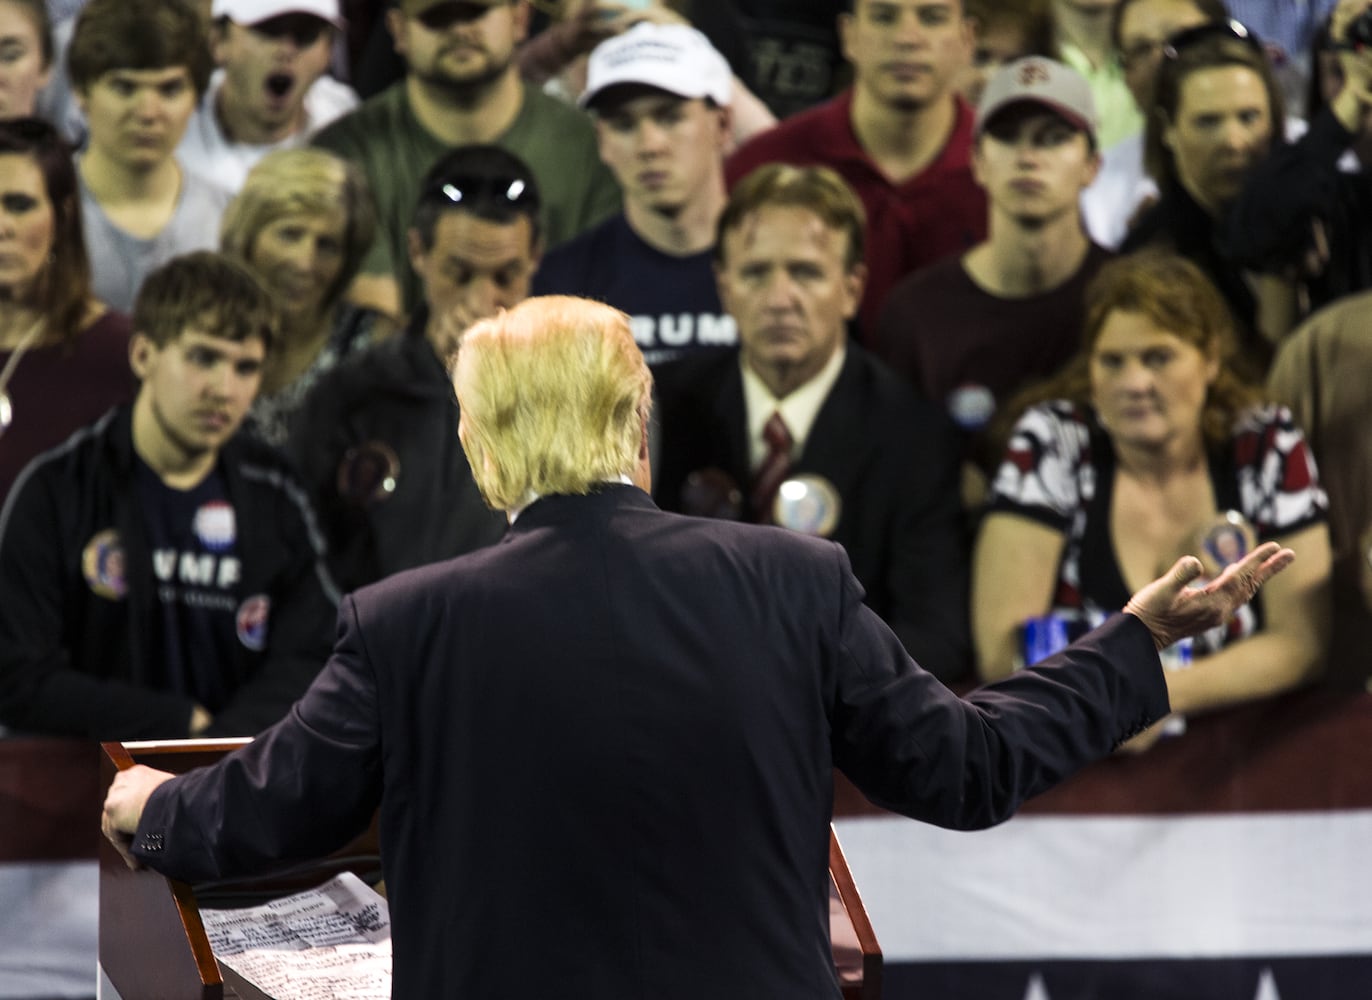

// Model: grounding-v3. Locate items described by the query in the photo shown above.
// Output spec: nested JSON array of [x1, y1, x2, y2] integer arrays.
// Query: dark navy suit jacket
[[131, 486, 1166, 999]]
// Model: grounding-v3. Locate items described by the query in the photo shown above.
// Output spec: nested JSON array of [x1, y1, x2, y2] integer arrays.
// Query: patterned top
[[987, 400, 1327, 655], [247, 304, 383, 448]]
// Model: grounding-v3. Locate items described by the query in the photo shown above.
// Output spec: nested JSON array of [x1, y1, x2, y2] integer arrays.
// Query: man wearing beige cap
[[314, 0, 619, 321], [876, 55, 1108, 503], [533, 22, 738, 368], [178, 0, 359, 191]]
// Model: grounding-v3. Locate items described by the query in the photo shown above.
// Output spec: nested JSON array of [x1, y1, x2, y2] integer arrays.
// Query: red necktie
[[751, 411, 792, 523]]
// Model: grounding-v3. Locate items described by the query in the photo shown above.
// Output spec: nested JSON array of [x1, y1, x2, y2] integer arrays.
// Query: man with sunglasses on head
[[287, 146, 531, 592], [313, 0, 619, 323], [178, 0, 359, 193]]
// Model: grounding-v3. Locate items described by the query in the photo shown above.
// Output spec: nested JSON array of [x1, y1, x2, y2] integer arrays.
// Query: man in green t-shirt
[[313, 0, 620, 321]]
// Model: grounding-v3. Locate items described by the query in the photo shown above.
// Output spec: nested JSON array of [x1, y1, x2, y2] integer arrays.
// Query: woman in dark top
[[1121, 20, 1292, 376], [0, 117, 133, 503]]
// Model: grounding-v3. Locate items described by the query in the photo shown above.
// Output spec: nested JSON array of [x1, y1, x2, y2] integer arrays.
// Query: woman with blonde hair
[[220, 146, 384, 445], [972, 252, 1330, 743]]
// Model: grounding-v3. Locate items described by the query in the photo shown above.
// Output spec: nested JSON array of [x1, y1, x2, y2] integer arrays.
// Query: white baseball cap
[[580, 22, 732, 109], [212, 0, 346, 30]]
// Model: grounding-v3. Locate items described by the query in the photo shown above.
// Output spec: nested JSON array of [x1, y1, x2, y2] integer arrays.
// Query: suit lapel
[[714, 361, 752, 489], [795, 349, 874, 499]]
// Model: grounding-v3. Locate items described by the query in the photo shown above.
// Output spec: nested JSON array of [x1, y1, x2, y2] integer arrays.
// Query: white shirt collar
[[507, 474, 635, 523], [740, 345, 846, 470]]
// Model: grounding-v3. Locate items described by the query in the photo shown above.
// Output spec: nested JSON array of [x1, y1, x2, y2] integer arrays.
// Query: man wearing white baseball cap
[[178, 0, 358, 192], [534, 22, 738, 368], [877, 56, 1108, 504]]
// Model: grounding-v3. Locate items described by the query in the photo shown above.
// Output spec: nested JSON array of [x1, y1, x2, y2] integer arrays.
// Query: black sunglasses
[[1161, 19, 1263, 62], [414, 1, 507, 30]]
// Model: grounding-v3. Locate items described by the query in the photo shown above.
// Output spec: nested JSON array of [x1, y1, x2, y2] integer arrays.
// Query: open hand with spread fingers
[[1123, 541, 1296, 652]]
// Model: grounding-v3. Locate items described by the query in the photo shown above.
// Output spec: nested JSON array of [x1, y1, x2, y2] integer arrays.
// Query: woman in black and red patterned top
[[971, 252, 1330, 743]]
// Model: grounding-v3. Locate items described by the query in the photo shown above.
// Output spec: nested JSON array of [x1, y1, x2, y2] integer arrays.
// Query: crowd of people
[[1, 0, 1369, 753]]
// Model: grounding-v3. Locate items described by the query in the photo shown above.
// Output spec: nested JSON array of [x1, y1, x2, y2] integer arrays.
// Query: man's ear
[[1081, 144, 1103, 187], [838, 11, 855, 64], [210, 19, 231, 68], [128, 333, 156, 380], [842, 262, 868, 320], [1156, 107, 1175, 150], [715, 103, 734, 149], [385, 7, 408, 59], [512, 0, 532, 44], [407, 227, 426, 271]]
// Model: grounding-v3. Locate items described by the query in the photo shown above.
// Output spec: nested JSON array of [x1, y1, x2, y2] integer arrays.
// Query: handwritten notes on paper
[[199, 872, 391, 999]]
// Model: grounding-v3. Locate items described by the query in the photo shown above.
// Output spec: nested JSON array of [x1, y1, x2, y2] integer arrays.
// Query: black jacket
[[1226, 106, 1372, 312], [654, 346, 971, 681], [1122, 180, 1272, 377], [288, 322, 507, 593], [0, 406, 338, 739]]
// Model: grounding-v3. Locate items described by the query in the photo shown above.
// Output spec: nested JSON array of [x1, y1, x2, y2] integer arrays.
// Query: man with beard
[[725, 0, 986, 346], [313, 0, 619, 321], [178, 0, 360, 193], [533, 23, 738, 369]]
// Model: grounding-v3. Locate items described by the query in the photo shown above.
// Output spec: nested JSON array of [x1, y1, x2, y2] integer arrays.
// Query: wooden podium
[[100, 740, 882, 999]]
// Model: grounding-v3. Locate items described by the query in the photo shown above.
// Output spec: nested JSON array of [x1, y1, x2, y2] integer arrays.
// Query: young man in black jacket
[[0, 252, 337, 740]]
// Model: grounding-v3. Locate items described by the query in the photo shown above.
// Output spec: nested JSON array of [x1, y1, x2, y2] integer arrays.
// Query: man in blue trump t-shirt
[[533, 22, 739, 367]]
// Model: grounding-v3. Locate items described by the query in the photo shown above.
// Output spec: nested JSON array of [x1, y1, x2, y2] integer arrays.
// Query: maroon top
[[725, 89, 988, 345], [876, 244, 1112, 469], [0, 309, 135, 504]]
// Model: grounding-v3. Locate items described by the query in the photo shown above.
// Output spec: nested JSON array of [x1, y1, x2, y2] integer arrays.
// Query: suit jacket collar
[[800, 347, 871, 474], [505, 483, 657, 537]]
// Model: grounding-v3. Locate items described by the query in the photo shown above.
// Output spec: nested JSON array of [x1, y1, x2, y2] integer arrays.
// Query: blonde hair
[[220, 148, 376, 313], [455, 296, 652, 511]]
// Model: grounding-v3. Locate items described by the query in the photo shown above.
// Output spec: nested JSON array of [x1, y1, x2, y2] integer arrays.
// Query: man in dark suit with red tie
[[655, 163, 970, 680], [103, 294, 1292, 1000]]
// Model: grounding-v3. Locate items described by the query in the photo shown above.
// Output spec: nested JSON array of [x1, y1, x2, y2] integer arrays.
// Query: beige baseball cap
[[975, 57, 1098, 143]]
